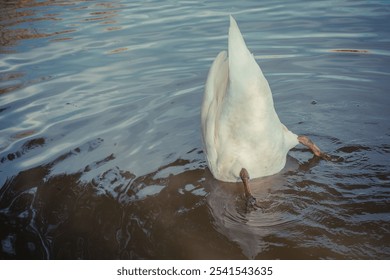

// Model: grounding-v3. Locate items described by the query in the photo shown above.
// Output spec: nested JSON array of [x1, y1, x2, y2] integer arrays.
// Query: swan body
[[201, 16, 299, 182]]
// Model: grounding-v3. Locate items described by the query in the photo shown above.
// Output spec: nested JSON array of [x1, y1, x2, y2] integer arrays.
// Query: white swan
[[201, 16, 328, 204]]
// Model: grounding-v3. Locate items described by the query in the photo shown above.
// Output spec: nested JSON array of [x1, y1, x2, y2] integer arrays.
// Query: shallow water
[[1, 0, 390, 259]]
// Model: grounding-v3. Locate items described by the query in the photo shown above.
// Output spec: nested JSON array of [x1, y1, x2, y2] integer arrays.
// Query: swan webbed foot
[[240, 168, 261, 211], [298, 135, 330, 160]]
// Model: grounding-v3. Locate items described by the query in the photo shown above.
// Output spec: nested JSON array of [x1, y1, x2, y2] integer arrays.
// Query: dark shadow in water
[[205, 156, 304, 259], [2, 137, 390, 259], [0, 143, 244, 259], [0, 138, 316, 260]]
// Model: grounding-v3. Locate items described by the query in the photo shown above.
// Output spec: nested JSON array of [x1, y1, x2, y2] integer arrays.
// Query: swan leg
[[240, 168, 257, 209], [298, 135, 330, 160]]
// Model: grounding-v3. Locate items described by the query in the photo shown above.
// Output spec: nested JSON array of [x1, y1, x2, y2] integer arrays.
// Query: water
[[1, 0, 389, 259]]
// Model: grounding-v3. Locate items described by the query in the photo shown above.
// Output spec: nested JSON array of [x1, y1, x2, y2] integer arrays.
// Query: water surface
[[1, 0, 390, 259]]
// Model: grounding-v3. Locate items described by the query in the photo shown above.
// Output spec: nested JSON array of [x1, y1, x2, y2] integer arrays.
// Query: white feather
[[201, 16, 299, 182]]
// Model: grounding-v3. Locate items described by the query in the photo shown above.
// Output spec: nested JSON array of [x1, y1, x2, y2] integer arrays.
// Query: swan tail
[[228, 16, 267, 88]]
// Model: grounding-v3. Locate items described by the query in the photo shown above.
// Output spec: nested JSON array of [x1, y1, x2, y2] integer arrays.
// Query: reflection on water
[[1, 0, 390, 259]]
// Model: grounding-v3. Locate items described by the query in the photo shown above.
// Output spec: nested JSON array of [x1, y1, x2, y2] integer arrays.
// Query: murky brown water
[[1, 0, 390, 259]]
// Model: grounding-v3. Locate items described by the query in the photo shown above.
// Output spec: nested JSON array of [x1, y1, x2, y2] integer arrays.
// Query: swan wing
[[201, 51, 229, 173]]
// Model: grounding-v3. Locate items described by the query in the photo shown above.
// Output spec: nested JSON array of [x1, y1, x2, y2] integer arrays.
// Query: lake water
[[1, 0, 389, 259]]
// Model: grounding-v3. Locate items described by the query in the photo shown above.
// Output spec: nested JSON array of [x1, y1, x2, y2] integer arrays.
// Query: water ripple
[[1, 0, 390, 259]]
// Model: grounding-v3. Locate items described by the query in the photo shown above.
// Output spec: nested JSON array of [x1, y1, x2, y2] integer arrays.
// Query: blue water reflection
[[1, 0, 389, 259]]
